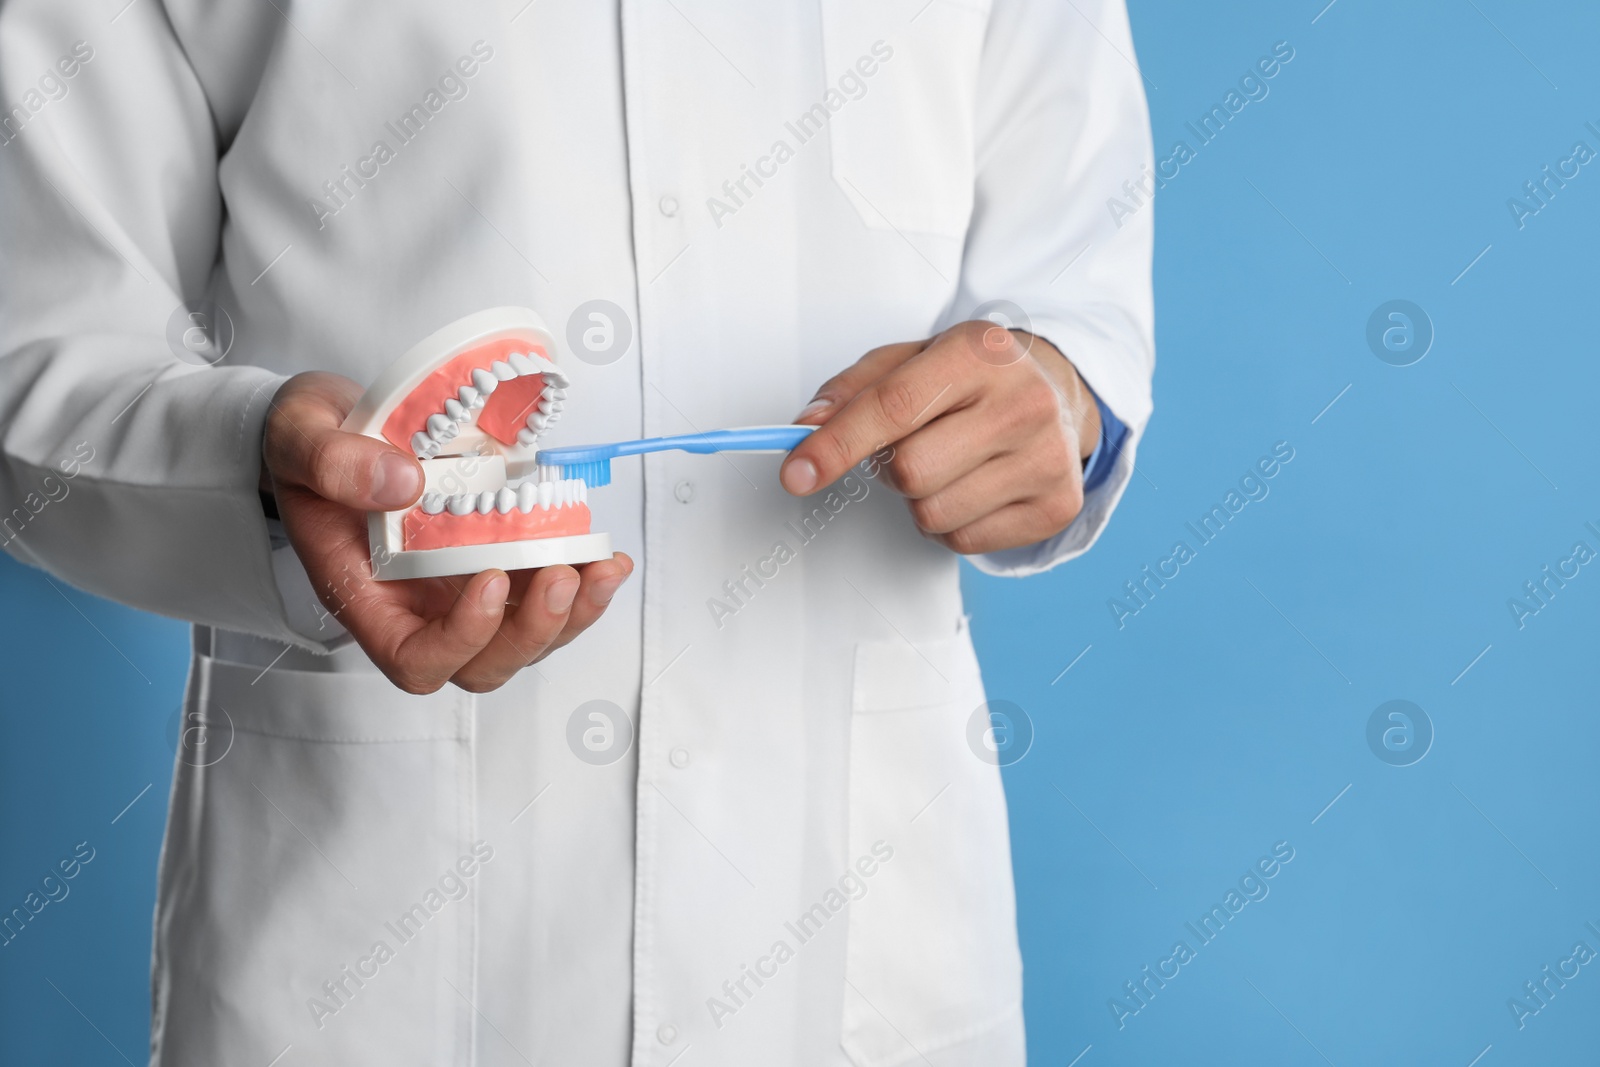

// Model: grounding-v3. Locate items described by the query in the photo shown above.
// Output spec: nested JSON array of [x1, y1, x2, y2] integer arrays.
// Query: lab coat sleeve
[[0, 6, 308, 645], [955, 0, 1156, 578]]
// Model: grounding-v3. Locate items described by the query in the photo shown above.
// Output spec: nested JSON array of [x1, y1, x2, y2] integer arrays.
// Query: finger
[[265, 371, 423, 511], [364, 569, 508, 693], [534, 553, 635, 658], [935, 496, 1083, 556], [906, 448, 1079, 536], [792, 341, 925, 425], [288, 490, 399, 622], [879, 407, 1013, 500], [449, 554, 633, 691], [782, 341, 976, 496], [548, 553, 634, 648], [451, 564, 583, 690], [884, 346, 1084, 500]]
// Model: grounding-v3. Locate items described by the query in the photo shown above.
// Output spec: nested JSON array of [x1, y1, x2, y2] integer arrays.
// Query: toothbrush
[[534, 425, 817, 488]]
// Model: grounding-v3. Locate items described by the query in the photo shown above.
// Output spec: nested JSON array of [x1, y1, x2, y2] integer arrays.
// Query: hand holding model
[[262, 371, 633, 695], [782, 321, 1102, 554]]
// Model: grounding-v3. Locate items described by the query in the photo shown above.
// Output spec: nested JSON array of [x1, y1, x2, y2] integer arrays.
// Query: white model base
[[372, 532, 614, 581]]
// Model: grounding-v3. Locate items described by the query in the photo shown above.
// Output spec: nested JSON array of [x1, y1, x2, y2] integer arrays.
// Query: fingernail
[[782, 457, 819, 495], [480, 574, 510, 610], [796, 397, 833, 421], [546, 576, 580, 613], [589, 575, 625, 606], [372, 453, 421, 508]]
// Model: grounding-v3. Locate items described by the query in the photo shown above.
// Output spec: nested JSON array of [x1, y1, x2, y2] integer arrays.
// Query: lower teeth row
[[419, 479, 587, 516]]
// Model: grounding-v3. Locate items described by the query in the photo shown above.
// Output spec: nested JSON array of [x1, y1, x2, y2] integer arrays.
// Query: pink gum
[[403, 503, 592, 552], [382, 338, 548, 451]]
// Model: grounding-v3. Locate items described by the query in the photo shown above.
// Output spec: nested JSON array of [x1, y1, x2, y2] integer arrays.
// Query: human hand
[[780, 321, 1101, 555], [262, 371, 633, 694]]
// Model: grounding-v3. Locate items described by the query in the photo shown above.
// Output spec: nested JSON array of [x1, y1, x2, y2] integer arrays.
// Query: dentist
[[0, 2, 1152, 1065]]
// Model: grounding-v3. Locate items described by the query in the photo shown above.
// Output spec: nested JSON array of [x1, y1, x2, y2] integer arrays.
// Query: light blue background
[[4, 1, 1598, 1063]]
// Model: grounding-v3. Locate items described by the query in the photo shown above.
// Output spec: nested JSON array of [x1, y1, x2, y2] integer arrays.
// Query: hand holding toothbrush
[[780, 321, 1102, 555]]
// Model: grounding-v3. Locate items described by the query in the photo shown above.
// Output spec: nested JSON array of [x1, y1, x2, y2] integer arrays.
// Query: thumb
[[265, 371, 423, 510], [793, 340, 925, 425]]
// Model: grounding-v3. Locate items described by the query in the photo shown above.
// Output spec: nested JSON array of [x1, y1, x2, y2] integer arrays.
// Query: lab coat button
[[669, 748, 691, 768], [658, 195, 679, 217], [657, 1023, 678, 1044], [673, 480, 694, 503]]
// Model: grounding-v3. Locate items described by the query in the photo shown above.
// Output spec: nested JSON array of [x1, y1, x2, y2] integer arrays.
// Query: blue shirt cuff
[[1080, 388, 1128, 494]]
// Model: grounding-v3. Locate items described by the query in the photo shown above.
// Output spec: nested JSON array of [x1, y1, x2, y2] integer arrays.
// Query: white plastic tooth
[[427, 413, 453, 439], [526, 412, 549, 432], [447, 493, 474, 516], [491, 360, 516, 381], [538, 397, 555, 415], [530, 353, 562, 379], [412, 431, 432, 455], [538, 481, 554, 510], [445, 398, 467, 422], [517, 427, 539, 447], [471, 368, 498, 395], [517, 481, 536, 512], [477, 490, 495, 515], [457, 385, 480, 409], [509, 352, 536, 376], [420, 491, 445, 515], [549, 387, 567, 400], [496, 487, 516, 514]]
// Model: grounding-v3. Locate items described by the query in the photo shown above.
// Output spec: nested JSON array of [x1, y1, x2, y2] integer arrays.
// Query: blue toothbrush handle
[[665, 425, 815, 454], [597, 425, 814, 458], [534, 425, 817, 488]]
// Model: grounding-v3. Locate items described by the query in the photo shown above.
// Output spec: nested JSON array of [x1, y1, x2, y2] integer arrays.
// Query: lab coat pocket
[[842, 618, 1023, 1067], [820, 0, 992, 240], [152, 655, 480, 1067]]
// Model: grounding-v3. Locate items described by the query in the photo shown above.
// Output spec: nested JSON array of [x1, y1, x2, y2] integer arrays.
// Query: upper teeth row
[[418, 478, 589, 516], [410, 351, 571, 458]]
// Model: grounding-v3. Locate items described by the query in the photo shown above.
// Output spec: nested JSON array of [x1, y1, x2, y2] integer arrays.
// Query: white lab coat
[[0, 1, 1152, 1064]]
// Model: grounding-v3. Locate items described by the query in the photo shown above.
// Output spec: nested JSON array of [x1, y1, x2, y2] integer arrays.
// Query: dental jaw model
[[341, 307, 612, 580]]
